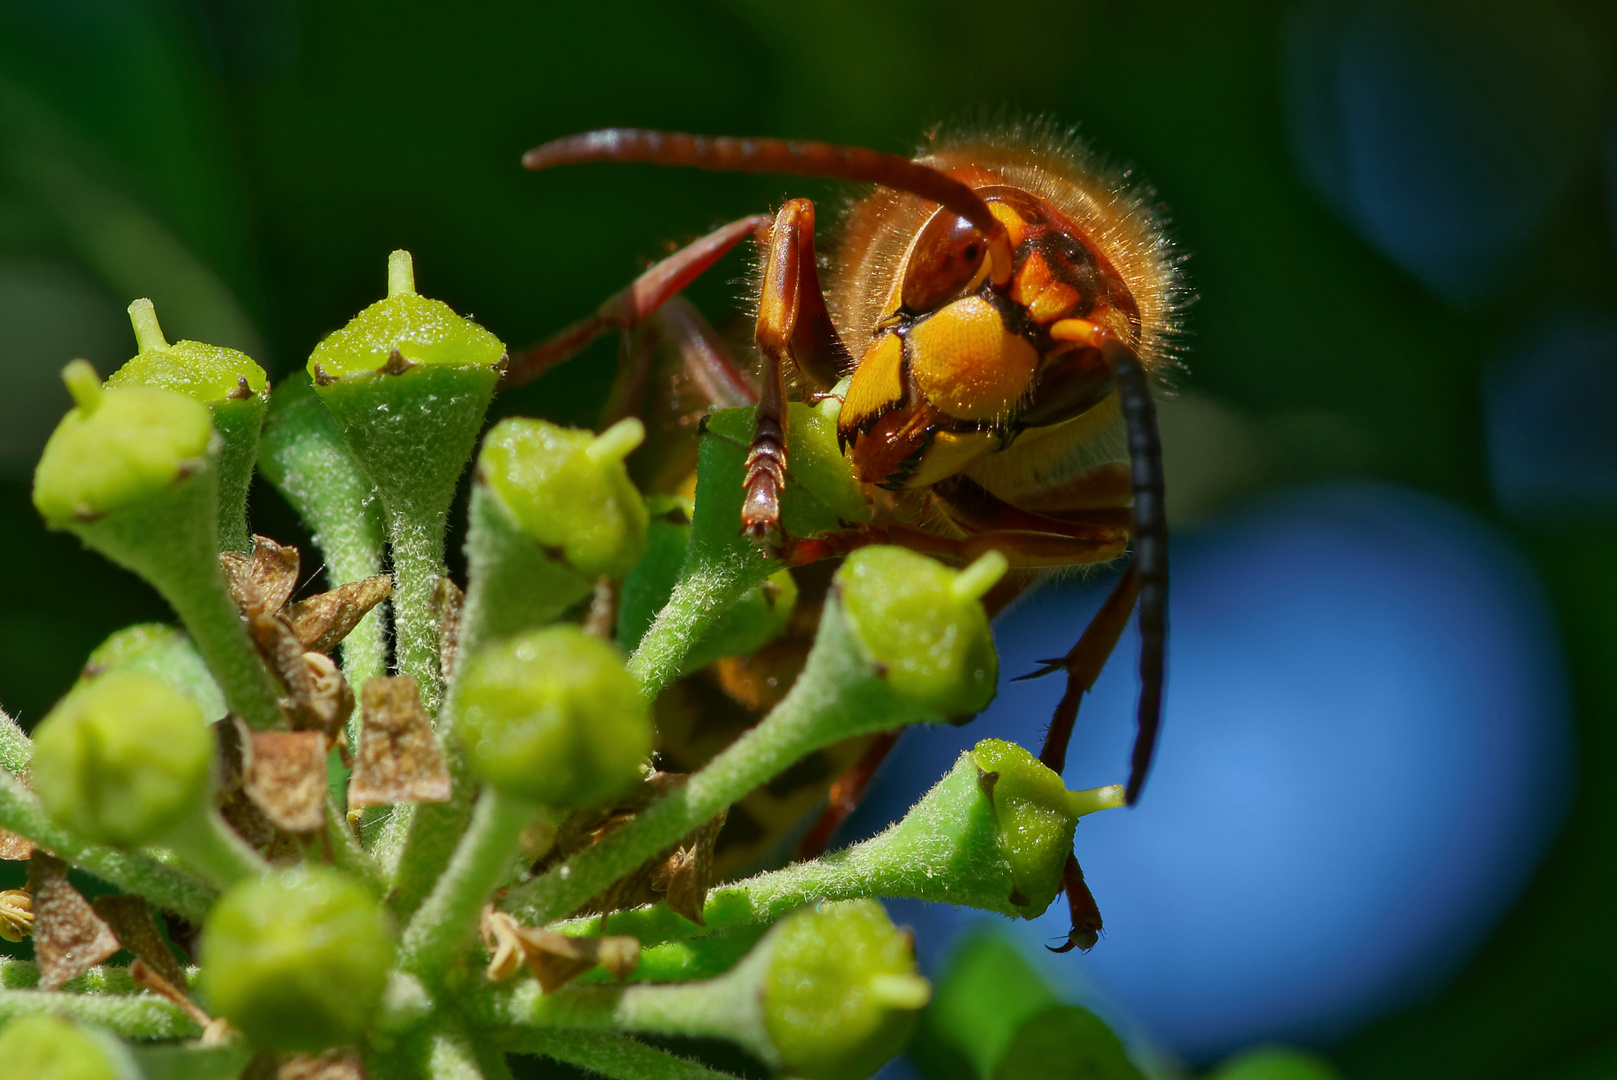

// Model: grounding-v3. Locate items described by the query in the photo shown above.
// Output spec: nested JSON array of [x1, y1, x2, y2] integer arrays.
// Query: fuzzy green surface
[[680, 567, 797, 673], [0, 1015, 130, 1080], [307, 293, 504, 377], [107, 339, 266, 402], [616, 504, 798, 671], [198, 866, 394, 1052], [972, 739, 1083, 915], [78, 623, 228, 722], [762, 900, 922, 1080], [30, 670, 213, 847], [837, 547, 998, 718], [257, 373, 387, 697], [478, 417, 649, 579], [32, 387, 213, 525], [456, 626, 651, 808]]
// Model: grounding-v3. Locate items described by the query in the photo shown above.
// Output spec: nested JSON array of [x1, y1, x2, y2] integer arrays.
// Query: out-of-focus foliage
[[1, 2, 1615, 1078]]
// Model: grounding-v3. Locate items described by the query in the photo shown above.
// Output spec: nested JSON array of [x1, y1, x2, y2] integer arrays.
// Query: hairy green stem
[[258, 374, 388, 716], [565, 751, 1066, 947], [323, 791, 385, 898], [471, 959, 768, 1064], [398, 787, 537, 987], [0, 961, 143, 993], [0, 987, 200, 1039], [379, 750, 476, 920], [162, 800, 270, 889], [0, 770, 215, 923], [504, 1031, 746, 1080], [0, 709, 29, 773], [71, 465, 283, 729], [389, 506, 451, 717]]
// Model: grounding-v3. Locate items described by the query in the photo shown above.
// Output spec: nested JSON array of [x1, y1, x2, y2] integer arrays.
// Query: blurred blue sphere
[[858, 484, 1571, 1062]]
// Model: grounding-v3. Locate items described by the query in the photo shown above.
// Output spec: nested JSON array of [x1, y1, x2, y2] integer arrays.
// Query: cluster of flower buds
[[0, 250, 1140, 1080]]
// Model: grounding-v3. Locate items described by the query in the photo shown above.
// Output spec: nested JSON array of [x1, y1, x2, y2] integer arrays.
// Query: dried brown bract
[[480, 908, 638, 992], [28, 851, 120, 990], [129, 958, 213, 1029], [221, 535, 300, 618], [287, 575, 393, 656], [348, 676, 451, 810], [277, 1048, 368, 1080], [92, 894, 189, 989], [243, 730, 328, 834]]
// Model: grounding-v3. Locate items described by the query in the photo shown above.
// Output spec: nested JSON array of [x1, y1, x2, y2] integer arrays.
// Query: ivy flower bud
[[199, 866, 394, 1052], [108, 299, 269, 552], [762, 900, 929, 1080], [30, 670, 213, 847], [0, 1015, 138, 1080], [836, 545, 1002, 718], [308, 250, 506, 710], [77, 623, 227, 723], [31, 364, 283, 730], [32, 368, 214, 528], [460, 418, 650, 652], [479, 417, 649, 580], [456, 626, 651, 808]]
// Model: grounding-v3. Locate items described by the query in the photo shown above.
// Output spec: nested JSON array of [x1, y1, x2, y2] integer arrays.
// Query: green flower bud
[[308, 250, 506, 381], [110, 299, 269, 404], [32, 367, 214, 528], [762, 900, 929, 1080], [30, 670, 214, 847], [0, 1016, 138, 1080], [973, 739, 1122, 916], [836, 546, 1002, 718], [457, 626, 651, 808], [199, 866, 394, 1052], [31, 364, 282, 729], [307, 250, 507, 712], [107, 299, 269, 552], [77, 623, 227, 723], [479, 417, 649, 580]]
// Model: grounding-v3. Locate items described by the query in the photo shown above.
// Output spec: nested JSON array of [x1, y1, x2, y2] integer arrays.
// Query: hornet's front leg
[[744, 199, 852, 550]]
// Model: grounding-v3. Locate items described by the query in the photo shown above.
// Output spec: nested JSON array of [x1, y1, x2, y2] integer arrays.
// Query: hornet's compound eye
[[900, 209, 989, 313]]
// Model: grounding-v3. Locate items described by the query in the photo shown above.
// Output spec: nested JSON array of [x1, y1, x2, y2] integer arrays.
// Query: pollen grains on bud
[[29, 670, 214, 848], [198, 866, 395, 1052], [0, 1015, 139, 1080], [835, 546, 1002, 718], [761, 900, 929, 1080], [455, 626, 652, 809]]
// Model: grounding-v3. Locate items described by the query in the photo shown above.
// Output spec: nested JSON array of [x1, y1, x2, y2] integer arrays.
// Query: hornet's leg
[[1049, 854, 1105, 953], [745, 198, 853, 550], [1045, 319, 1168, 805]]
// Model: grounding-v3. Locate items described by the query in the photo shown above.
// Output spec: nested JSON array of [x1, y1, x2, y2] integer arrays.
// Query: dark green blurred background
[[1, 1, 1614, 1077]]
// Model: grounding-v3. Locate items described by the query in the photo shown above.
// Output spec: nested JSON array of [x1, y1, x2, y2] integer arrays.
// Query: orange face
[[824, 135, 1182, 541]]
